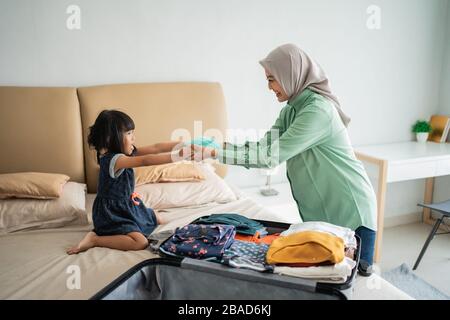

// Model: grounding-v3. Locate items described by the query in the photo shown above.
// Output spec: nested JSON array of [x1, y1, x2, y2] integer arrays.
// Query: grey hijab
[[259, 43, 351, 127]]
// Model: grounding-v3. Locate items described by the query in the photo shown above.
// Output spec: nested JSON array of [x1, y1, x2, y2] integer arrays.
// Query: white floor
[[379, 221, 450, 296]]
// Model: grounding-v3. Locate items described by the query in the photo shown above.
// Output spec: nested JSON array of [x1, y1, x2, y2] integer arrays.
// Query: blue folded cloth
[[186, 136, 221, 150], [160, 224, 236, 259]]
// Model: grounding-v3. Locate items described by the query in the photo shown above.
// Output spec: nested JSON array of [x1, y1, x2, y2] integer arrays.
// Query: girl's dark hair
[[88, 109, 137, 163]]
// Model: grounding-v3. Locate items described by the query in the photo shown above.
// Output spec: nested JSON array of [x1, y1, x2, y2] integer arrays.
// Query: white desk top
[[354, 141, 450, 182], [354, 141, 450, 163]]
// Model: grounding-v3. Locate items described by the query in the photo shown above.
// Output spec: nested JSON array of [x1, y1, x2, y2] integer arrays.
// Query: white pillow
[[135, 163, 237, 210], [0, 182, 88, 234]]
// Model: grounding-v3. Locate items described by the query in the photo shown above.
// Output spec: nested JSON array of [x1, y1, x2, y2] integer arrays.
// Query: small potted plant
[[412, 120, 432, 142]]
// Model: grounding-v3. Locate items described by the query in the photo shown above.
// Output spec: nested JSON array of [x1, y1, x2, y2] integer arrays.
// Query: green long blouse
[[218, 89, 377, 231]]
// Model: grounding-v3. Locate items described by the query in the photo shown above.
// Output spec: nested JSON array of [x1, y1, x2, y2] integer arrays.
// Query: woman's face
[[265, 69, 289, 102]]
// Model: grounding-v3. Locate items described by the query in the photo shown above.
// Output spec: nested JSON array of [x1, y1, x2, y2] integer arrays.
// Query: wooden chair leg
[[423, 178, 434, 224]]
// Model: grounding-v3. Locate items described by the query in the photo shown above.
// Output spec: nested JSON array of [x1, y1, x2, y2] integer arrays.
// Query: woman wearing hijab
[[205, 43, 377, 274]]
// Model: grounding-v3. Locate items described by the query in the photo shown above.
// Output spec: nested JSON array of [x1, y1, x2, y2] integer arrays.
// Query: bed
[[0, 190, 413, 300], [0, 83, 413, 300]]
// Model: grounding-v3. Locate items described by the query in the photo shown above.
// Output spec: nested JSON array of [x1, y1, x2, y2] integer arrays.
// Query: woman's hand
[[192, 145, 216, 161]]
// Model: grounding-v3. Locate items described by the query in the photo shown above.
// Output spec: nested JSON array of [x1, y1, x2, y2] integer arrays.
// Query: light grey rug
[[382, 263, 449, 300]]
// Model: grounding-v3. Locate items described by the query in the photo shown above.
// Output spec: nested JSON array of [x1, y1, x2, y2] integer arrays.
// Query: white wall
[[434, 1, 450, 204], [1, 0, 449, 218], [439, 2, 450, 116]]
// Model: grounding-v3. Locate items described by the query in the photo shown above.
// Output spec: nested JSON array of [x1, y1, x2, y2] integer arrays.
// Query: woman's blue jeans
[[355, 226, 376, 266]]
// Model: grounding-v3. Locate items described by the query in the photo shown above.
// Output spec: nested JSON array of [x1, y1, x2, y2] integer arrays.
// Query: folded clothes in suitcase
[[91, 219, 361, 300]]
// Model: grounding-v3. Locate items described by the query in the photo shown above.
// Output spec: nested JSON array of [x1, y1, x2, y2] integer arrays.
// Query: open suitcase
[[91, 219, 361, 300]]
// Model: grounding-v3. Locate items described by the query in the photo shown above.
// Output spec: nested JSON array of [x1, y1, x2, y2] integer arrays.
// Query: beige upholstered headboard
[[78, 82, 228, 193], [0, 87, 85, 183], [0, 83, 228, 194]]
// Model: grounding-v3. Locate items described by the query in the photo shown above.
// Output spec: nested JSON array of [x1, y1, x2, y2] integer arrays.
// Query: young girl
[[67, 109, 193, 254]]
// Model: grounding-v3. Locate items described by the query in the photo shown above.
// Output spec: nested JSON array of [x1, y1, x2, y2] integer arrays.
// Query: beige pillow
[[0, 172, 70, 199], [134, 161, 205, 186], [135, 163, 237, 210], [0, 182, 88, 234]]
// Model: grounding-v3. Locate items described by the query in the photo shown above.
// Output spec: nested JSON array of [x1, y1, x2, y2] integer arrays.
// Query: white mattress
[[0, 189, 413, 300]]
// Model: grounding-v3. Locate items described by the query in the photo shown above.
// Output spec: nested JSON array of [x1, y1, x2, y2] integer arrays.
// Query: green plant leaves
[[412, 120, 432, 133]]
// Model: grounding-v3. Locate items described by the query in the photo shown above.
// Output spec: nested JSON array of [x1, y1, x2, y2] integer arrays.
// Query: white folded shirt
[[273, 257, 357, 283]]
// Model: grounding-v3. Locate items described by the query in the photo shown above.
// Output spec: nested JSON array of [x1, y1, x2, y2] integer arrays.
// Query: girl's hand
[[170, 143, 218, 162], [175, 144, 196, 161]]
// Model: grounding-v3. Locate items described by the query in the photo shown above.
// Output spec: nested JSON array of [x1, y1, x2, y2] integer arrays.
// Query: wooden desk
[[354, 141, 450, 263]]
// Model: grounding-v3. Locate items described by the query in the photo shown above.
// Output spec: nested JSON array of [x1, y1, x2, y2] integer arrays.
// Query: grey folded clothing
[[147, 230, 174, 253]]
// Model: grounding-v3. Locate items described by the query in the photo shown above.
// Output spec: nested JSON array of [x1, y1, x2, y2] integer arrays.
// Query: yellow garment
[[266, 231, 344, 265]]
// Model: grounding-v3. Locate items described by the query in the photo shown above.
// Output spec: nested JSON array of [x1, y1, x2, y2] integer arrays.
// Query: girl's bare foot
[[66, 231, 97, 255]]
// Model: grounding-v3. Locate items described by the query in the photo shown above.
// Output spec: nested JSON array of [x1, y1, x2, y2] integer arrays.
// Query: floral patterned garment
[[160, 224, 236, 259]]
